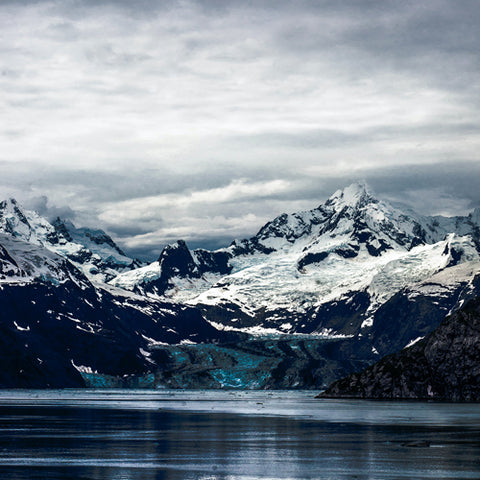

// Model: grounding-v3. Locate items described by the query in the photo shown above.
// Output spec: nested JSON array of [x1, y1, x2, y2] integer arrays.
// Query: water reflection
[[0, 391, 478, 479]]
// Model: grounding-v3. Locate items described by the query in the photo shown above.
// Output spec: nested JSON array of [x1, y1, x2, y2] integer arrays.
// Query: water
[[0, 390, 479, 479]]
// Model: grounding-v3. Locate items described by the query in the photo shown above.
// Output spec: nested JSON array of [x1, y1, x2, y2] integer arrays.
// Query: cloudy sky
[[1, 0, 479, 259]]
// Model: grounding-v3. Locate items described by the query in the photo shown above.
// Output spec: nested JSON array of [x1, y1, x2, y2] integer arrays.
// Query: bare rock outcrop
[[319, 297, 480, 401]]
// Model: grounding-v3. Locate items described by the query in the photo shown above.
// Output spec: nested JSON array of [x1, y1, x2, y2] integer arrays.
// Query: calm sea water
[[0, 389, 479, 480]]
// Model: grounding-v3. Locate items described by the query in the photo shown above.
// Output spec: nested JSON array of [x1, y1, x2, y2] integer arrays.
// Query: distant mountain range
[[0, 198, 142, 282], [111, 182, 480, 353], [0, 232, 237, 388], [1, 183, 479, 391]]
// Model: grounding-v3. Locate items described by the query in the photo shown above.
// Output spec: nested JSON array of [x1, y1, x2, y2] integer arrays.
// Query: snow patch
[[71, 360, 97, 374], [13, 321, 30, 332], [404, 336, 424, 349]]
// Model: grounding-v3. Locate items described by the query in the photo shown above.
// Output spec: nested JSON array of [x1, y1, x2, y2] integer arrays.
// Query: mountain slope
[[0, 234, 237, 388], [0, 199, 141, 282], [111, 240, 231, 298], [110, 183, 480, 349], [2, 184, 480, 390], [319, 295, 480, 401]]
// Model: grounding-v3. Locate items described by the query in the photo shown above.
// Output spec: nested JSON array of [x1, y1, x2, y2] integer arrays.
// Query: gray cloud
[[2, 156, 479, 261], [22, 195, 77, 222], [0, 0, 479, 260]]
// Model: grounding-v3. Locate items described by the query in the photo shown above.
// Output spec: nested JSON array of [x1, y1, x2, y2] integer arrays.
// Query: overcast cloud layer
[[1, 0, 479, 259]]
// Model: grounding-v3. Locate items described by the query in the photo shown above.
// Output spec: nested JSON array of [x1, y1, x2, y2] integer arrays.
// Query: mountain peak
[[326, 182, 375, 209], [157, 239, 201, 279], [0, 198, 21, 212], [0, 197, 35, 241], [0, 198, 139, 281]]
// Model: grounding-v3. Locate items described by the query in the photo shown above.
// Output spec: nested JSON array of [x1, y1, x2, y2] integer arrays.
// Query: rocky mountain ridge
[[0, 198, 141, 282], [0, 229, 367, 390], [0, 232, 239, 387], [2, 183, 480, 390], [319, 294, 480, 401], [111, 183, 480, 348]]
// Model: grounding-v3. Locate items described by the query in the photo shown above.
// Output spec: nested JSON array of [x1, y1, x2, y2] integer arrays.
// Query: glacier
[[110, 182, 480, 341], [1, 182, 480, 389]]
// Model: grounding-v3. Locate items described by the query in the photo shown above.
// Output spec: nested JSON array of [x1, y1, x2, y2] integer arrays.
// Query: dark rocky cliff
[[319, 296, 480, 401]]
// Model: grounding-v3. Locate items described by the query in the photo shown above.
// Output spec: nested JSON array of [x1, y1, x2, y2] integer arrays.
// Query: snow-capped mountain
[[0, 232, 238, 388], [0, 198, 141, 282], [0, 229, 364, 390], [2, 183, 480, 389], [111, 239, 232, 298], [0, 233, 89, 287], [111, 182, 480, 346]]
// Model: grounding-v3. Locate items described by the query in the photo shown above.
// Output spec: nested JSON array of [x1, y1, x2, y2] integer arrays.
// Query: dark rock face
[[230, 237, 276, 256], [0, 244, 22, 278], [194, 249, 232, 275], [0, 199, 25, 227], [0, 239, 239, 388], [158, 240, 200, 278], [370, 273, 480, 357], [135, 241, 234, 296], [319, 297, 480, 401], [297, 251, 329, 270], [306, 291, 372, 336], [158, 241, 233, 277], [51, 217, 73, 243], [255, 211, 321, 243], [84, 230, 125, 253]]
